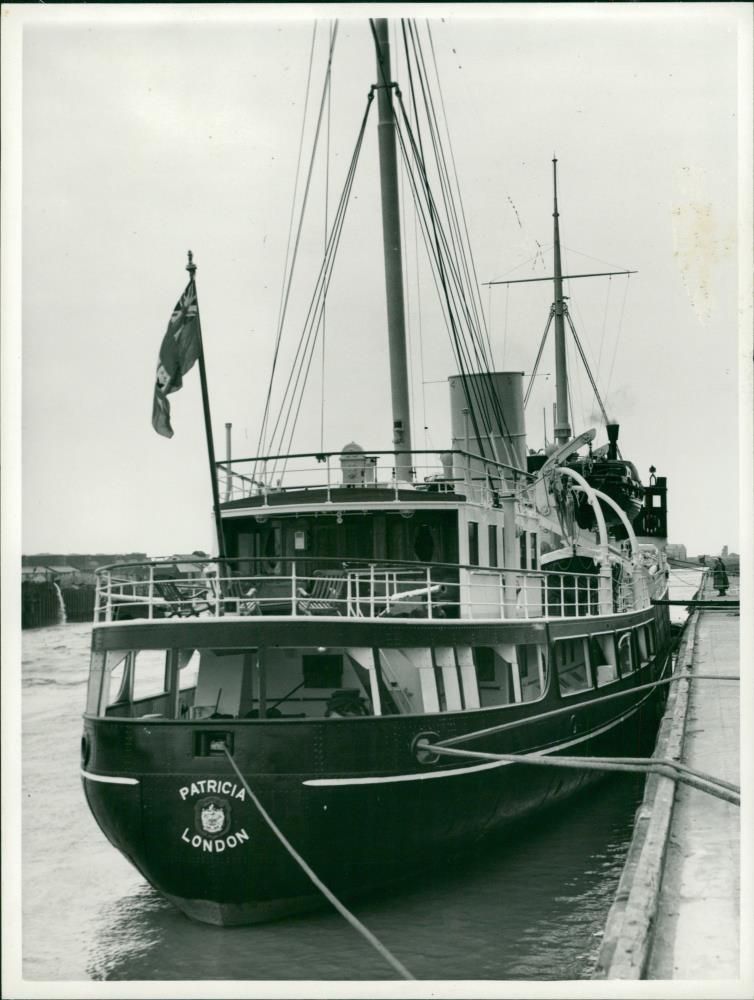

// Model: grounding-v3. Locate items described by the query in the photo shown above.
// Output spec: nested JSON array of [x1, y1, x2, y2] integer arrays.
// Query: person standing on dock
[[712, 557, 729, 596]]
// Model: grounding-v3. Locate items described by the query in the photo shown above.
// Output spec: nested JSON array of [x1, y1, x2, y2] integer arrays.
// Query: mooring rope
[[221, 746, 415, 981], [414, 743, 740, 806]]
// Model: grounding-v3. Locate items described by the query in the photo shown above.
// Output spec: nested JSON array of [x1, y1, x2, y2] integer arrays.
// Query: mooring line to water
[[433, 671, 739, 749], [221, 746, 415, 981], [415, 743, 740, 806]]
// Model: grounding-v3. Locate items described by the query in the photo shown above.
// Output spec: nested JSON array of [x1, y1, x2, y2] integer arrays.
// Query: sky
[[4, 2, 752, 559]]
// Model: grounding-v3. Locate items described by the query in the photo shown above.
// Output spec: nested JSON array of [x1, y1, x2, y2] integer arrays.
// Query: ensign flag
[[152, 280, 201, 438]]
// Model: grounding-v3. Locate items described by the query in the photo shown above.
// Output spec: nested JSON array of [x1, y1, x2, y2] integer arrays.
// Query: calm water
[[21, 570, 701, 982]]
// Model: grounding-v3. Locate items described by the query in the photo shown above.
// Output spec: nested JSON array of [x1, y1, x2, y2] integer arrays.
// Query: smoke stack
[[606, 422, 619, 460]]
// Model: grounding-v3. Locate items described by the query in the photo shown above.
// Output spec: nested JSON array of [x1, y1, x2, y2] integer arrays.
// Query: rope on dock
[[414, 742, 740, 806], [221, 746, 415, 981]]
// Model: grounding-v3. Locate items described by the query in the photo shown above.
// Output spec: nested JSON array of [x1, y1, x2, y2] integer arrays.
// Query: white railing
[[95, 558, 652, 624], [215, 448, 531, 508]]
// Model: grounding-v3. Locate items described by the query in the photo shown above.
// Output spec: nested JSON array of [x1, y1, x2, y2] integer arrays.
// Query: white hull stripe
[[303, 697, 647, 787], [81, 769, 139, 786]]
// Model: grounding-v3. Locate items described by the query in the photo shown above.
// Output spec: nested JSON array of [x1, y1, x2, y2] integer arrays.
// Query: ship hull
[[81, 626, 670, 925]]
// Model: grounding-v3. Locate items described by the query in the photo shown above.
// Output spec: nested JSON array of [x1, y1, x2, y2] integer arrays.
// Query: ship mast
[[373, 18, 413, 482], [552, 157, 571, 444]]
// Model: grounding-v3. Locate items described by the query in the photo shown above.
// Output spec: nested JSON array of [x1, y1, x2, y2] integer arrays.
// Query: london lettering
[[181, 827, 250, 853]]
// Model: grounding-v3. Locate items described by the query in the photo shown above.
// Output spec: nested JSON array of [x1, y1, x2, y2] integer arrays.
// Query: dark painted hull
[[81, 625, 670, 924]]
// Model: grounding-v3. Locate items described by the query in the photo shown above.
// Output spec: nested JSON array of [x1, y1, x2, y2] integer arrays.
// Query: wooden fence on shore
[[21, 582, 96, 629]]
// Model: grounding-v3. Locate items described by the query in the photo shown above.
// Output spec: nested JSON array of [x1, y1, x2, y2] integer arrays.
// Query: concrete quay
[[594, 576, 745, 985]]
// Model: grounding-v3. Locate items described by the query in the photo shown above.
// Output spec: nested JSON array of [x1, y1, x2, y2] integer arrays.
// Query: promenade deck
[[595, 574, 745, 984]]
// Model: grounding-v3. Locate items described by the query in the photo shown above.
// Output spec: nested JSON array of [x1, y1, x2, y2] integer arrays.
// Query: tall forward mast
[[373, 18, 413, 482], [552, 158, 571, 444]]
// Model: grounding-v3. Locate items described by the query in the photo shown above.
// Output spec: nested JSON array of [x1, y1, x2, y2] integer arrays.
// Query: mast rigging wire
[[565, 309, 609, 426], [425, 21, 496, 369], [256, 23, 321, 472], [388, 20, 518, 468], [320, 21, 335, 452], [373, 18, 495, 465], [266, 94, 375, 472], [256, 23, 339, 470], [605, 273, 631, 411]]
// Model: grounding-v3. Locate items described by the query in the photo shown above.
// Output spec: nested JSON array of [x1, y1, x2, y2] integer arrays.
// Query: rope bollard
[[221, 746, 415, 981]]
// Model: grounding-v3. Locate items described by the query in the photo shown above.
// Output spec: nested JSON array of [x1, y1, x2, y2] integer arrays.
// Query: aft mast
[[373, 19, 413, 482], [552, 158, 571, 444]]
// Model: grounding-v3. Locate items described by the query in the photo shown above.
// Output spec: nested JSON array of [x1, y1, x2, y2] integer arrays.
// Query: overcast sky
[[5, 2, 752, 558]]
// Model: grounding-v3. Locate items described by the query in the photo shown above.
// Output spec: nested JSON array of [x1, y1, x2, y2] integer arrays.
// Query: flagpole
[[186, 251, 227, 561]]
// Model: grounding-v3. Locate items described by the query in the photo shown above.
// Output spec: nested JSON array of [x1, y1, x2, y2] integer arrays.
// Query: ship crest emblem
[[195, 796, 231, 837]]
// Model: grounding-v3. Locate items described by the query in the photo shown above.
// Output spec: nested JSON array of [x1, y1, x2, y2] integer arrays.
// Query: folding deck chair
[[296, 570, 347, 615], [153, 577, 214, 618]]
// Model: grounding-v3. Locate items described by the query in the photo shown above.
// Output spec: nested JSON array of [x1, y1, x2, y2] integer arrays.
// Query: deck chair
[[218, 576, 261, 615], [297, 570, 346, 615], [153, 578, 214, 618]]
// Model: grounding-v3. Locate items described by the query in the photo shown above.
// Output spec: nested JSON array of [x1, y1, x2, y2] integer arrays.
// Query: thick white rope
[[416, 743, 740, 806]]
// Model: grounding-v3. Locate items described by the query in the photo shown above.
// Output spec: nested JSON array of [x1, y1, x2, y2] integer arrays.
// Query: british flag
[[152, 280, 201, 438]]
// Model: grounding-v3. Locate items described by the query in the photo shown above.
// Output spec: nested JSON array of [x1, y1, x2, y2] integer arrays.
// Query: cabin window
[[101, 651, 131, 711], [178, 649, 200, 688], [472, 646, 521, 706], [555, 638, 592, 696], [590, 633, 619, 686], [617, 632, 634, 675], [517, 644, 547, 701], [132, 649, 168, 703], [468, 521, 479, 566], [530, 532, 538, 570], [473, 646, 496, 683], [302, 653, 343, 688], [646, 621, 657, 655], [519, 530, 527, 569], [488, 524, 498, 567], [636, 626, 650, 667]]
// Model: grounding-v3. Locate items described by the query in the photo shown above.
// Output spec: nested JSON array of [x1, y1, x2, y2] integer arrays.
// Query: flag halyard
[[152, 280, 201, 437]]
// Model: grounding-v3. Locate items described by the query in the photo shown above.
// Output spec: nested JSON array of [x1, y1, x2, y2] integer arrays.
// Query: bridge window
[[468, 521, 479, 566], [488, 524, 498, 567]]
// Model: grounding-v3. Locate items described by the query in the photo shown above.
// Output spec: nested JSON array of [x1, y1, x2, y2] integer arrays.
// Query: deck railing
[[95, 556, 652, 624], [215, 448, 531, 507]]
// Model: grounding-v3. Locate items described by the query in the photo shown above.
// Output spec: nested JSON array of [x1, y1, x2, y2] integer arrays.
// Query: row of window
[[554, 621, 657, 697], [94, 620, 659, 720], [468, 521, 538, 570]]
